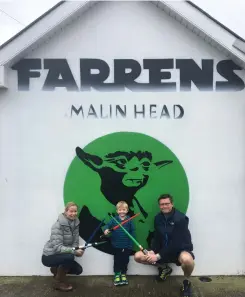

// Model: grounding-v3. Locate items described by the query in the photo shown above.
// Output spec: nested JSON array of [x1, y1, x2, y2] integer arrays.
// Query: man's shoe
[[121, 274, 128, 285], [114, 273, 121, 286], [180, 279, 192, 297], [157, 265, 172, 281]]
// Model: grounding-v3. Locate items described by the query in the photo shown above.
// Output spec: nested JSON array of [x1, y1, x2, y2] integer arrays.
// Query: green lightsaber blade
[[108, 213, 144, 250]]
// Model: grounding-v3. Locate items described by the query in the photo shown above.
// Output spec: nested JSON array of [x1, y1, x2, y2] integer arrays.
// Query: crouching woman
[[41, 202, 83, 291]]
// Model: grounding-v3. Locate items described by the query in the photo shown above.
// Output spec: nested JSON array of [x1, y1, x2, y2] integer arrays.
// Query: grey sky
[[0, 0, 244, 46], [0, 0, 59, 45]]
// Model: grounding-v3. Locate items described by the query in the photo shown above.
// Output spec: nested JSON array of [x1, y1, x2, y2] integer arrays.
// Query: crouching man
[[134, 194, 195, 297]]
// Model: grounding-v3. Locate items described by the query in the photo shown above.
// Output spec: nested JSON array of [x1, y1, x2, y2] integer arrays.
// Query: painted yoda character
[[75, 146, 173, 255]]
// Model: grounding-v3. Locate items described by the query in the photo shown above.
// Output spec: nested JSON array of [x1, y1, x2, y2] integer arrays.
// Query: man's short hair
[[158, 194, 173, 204]]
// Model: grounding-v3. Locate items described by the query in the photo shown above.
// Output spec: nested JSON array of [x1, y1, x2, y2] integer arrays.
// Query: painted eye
[[141, 161, 150, 171], [116, 159, 127, 165]]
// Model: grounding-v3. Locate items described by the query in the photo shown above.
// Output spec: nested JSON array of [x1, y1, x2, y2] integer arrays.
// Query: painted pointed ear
[[154, 160, 173, 168], [75, 146, 103, 171]]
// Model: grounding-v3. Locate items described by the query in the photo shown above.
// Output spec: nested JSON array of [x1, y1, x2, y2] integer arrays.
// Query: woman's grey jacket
[[43, 213, 80, 256]]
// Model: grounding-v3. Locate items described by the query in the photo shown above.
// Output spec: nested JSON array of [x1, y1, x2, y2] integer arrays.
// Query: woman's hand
[[75, 249, 84, 257]]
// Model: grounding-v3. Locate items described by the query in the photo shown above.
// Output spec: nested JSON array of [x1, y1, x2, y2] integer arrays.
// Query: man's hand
[[75, 249, 84, 257], [104, 229, 110, 235], [145, 251, 159, 264]]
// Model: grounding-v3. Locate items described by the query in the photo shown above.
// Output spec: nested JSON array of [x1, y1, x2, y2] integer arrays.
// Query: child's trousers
[[113, 248, 132, 273]]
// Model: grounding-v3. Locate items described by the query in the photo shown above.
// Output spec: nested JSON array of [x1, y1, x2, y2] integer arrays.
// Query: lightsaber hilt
[[100, 228, 113, 240], [72, 241, 107, 251]]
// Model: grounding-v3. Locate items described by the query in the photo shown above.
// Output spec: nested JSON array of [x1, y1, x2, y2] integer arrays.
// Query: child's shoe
[[121, 274, 128, 285], [114, 272, 121, 286]]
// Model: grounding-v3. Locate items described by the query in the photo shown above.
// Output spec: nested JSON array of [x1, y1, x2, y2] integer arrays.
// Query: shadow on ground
[[0, 276, 245, 297]]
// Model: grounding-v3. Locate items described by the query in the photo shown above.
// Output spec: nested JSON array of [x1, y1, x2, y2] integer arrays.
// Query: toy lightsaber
[[86, 216, 106, 246], [108, 213, 161, 267], [108, 213, 147, 252], [100, 213, 140, 239], [72, 241, 107, 251]]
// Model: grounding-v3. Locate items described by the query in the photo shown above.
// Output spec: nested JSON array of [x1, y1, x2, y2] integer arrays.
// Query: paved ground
[[0, 276, 245, 297]]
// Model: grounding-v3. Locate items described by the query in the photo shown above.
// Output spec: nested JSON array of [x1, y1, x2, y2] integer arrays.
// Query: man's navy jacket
[[151, 208, 193, 259]]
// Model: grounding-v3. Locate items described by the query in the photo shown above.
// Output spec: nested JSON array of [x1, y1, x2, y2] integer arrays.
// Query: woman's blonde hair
[[65, 202, 78, 212], [116, 201, 128, 210]]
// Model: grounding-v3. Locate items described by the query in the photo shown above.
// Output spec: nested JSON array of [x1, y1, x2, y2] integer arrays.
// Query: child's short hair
[[116, 201, 128, 210]]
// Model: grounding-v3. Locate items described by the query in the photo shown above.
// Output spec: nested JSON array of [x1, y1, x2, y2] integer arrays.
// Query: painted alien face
[[75, 147, 172, 188]]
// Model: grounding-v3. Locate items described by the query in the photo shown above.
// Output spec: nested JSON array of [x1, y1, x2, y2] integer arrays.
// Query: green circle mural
[[63, 131, 189, 255]]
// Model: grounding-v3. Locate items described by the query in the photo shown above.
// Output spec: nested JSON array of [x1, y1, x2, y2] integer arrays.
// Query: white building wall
[[1, 1, 245, 276]]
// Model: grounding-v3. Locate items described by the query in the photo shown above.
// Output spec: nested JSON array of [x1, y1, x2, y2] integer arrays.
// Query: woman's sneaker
[[114, 273, 121, 286], [157, 265, 173, 281], [121, 274, 128, 285]]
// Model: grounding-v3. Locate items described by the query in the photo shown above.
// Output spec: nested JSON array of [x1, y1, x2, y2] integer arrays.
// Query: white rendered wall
[[1, 1, 245, 276]]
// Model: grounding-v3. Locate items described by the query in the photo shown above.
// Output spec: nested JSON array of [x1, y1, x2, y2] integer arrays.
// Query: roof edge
[[0, 1, 65, 50], [233, 39, 245, 55], [186, 1, 245, 43], [0, 66, 6, 88]]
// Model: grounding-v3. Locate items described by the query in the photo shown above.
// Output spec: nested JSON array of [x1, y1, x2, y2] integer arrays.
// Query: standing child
[[103, 201, 136, 286]]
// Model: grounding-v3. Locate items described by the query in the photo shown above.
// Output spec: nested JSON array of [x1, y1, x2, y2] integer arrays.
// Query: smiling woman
[[41, 202, 84, 292]]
